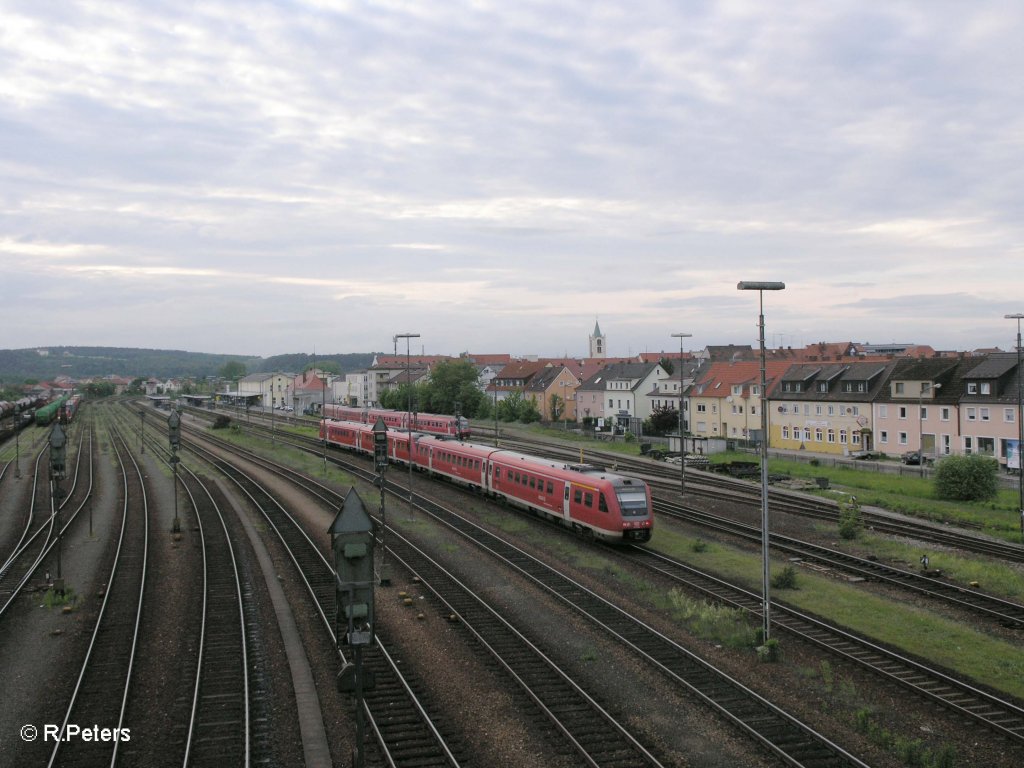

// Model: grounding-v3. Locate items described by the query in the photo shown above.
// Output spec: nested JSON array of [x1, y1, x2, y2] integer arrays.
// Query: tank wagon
[[322, 404, 469, 439], [320, 419, 652, 542], [35, 395, 71, 426]]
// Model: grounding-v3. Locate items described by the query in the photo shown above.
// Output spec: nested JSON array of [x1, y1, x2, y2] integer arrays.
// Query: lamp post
[[737, 281, 785, 644], [919, 382, 941, 476], [1007, 313, 1024, 538], [395, 333, 420, 520], [671, 333, 693, 495]]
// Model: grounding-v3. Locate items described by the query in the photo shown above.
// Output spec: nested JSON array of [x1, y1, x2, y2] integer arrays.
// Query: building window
[[941, 407, 950, 421], [895, 382, 905, 394], [964, 436, 973, 454], [1005, 408, 1016, 423], [978, 437, 995, 455], [828, 405, 835, 416], [815, 428, 823, 442], [899, 432, 908, 445], [815, 405, 823, 416], [782, 426, 790, 439], [879, 430, 888, 443], [803, 428, 811, 442], [878, 405, 886, 418], [920, 406, 928, 420], [980, 382, 991, 394], [839, 429, 847, 443], [980, 408, 990, 421], [827, 429, 836, 443], [967, 382, 978, 394], [899, 406, 907, 419], [966, 407, 976, 421]]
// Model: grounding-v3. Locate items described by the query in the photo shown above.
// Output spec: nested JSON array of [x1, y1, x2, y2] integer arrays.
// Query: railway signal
[[49, 422, 67, 589], [330, 488, 377, 768], [168, 408, 182, 533]]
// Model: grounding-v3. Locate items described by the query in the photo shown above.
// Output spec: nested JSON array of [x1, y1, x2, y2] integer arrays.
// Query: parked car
[[901, 451, 931, 465], [850, 450, 879, 460]]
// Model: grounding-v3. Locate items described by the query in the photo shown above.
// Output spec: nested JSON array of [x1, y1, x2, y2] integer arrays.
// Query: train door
[[562, 483, 571, 522]]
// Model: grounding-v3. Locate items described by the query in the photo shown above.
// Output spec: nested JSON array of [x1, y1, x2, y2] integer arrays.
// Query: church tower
[[589, 320, 606, 359]]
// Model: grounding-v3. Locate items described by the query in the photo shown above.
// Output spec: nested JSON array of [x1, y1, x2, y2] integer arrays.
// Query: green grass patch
[[650, 531, 1024, 700], [836, 534, 1024, 601], [667, 590, 759, 649], [709, 451, 1022, 542]]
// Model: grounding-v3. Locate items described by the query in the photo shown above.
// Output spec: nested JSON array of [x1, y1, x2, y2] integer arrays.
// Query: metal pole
[[1008, 314, 1024, 538], [919, 384, 926, 478], [671, 333, 692, 495], [140, 409, 145, 454], [14, 427, 20, 479], [395, 333, 420, 520], [738, 281, 785, 644], [756, 291, 771, 642]]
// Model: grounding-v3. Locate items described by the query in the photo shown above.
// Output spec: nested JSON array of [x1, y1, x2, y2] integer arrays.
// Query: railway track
[[0, 426, 92, 621], [177, 430, 463, 768], [47, 428, 149, 767], [656, 498, 1024, 630], [200, 417, 871, 768], [491, 432, 1024, 563], [614, 543, 1024, 745]]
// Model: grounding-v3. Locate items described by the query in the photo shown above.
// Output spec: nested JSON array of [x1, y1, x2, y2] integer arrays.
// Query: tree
[[549, 393, 564, 422], [306, 360, 341, 375], [659, 357, 675, 376], [220, 361, 247, 381], [934, 455, 999, 502], [421, 360, 485, 416], [644, 404, 680, 436]]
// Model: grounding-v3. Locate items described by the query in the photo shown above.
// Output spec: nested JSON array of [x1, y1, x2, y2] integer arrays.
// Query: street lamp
[[737, 281, 786, 644], [671, 333, 693, 495], [1007, 313, 1024, 537], [919, 382, 941, 476], [395, 333, 420, 520]]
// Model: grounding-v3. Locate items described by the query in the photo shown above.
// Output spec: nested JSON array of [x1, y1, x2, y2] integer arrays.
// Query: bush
[[934, 455, 999, 501], [771, 565, 798, 590], [838, 496, 863, 539]]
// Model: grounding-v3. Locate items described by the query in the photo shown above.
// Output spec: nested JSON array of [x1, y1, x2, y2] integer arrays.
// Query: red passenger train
[[322, 404, 469, 439], [320, 419, 653, 542]]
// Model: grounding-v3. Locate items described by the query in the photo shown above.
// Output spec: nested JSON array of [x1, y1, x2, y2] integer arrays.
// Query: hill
[[0, 346, 376, 383]]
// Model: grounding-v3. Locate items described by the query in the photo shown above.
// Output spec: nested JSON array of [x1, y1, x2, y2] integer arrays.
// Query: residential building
[[575, 361, 666, 430], [774, 361, 896, 455], [689, 360, 792, 443], [958, 353, 1021, 466], [524, 365, 579, 422]]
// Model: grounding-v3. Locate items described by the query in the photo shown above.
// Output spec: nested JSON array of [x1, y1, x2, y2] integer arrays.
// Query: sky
[[2, 1, 1023, 360]]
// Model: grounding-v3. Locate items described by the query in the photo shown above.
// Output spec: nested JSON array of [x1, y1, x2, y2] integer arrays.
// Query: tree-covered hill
[[0, 346, 376, 383]]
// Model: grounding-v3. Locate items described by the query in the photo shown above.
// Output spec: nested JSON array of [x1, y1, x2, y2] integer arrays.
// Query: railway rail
[[169, 422, 463, 768], [193, 410, 871, 768], [657, 498, 1024, 630], [0, 426, 92, 621], [47, 428, 149, 768]]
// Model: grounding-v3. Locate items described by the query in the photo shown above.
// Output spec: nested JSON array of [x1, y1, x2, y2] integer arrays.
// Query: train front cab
[[613, 478, 653, 542]]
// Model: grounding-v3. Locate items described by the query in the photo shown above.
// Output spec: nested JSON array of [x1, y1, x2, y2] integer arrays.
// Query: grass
[[833, 533, 1024, 601], [710, 451, 1023, 541], [649, 528, 1024, 701]]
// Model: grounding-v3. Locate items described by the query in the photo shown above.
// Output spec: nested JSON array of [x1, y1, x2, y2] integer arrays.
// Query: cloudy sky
[[3, 1, 1023, 359]]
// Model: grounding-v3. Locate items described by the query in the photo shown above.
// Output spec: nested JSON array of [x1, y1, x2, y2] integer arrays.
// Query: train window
[[521, 474, 528, 486], [494, 467, 501, 479], [529, 477, 536, 489], [599, 493, 608, 512], [584, 492, 593, 507], [564, 487, 570, 500], [514, 472, 520, 483], [573, 489, 582, 504]]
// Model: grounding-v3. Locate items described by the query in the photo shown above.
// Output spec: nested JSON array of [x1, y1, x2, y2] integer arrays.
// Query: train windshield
[[616, 488, 649, 517]]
